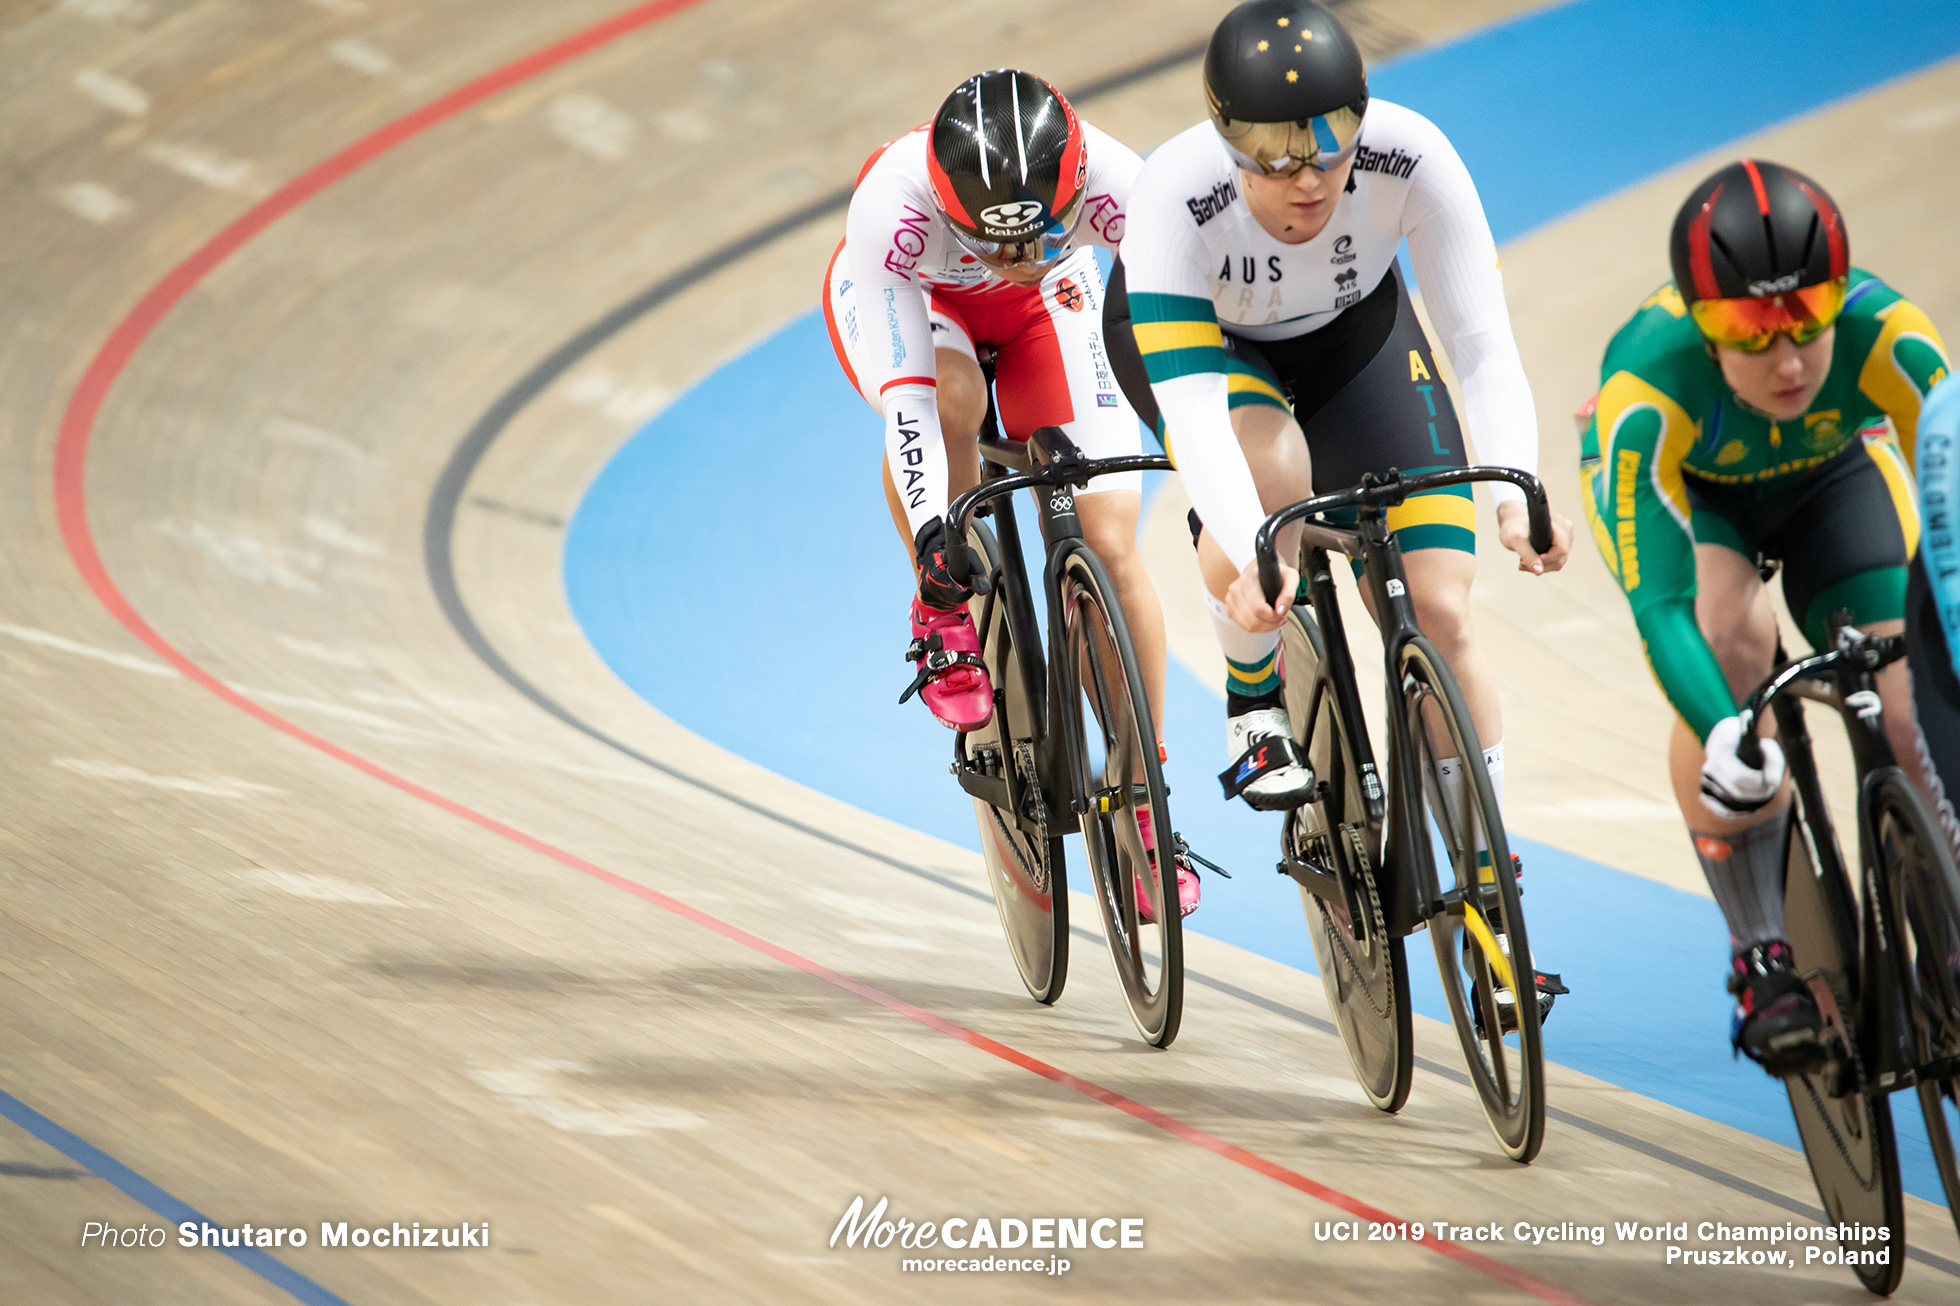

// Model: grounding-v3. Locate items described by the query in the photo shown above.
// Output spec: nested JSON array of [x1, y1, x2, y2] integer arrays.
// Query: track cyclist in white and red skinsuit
[[824, 69, 1198, 916]]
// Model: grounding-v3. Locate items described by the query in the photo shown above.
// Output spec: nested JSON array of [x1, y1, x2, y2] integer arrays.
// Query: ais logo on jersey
[[1333, 266, 1361, 308]]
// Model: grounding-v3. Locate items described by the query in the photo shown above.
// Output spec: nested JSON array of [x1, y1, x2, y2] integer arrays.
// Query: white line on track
[[471, 1066, 707, 1136], [301, 516, 385, 559], [59, 0, 150, 22], [72, 69, 149, 116], [563, 366, 673, 423], [549, 93, 638, 161], [157, 520, 322, 592], [0, 622, 175, 675], [326, 37, 396, 77], [139, 141, 267, 196], [234, 868, 418, 907], [260, 415, 377, 463], [49, 181, 133, 225], [54, 758, 280, 798]]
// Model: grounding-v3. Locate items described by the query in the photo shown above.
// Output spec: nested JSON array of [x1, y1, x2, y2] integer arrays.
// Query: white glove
[[1700, 715, 1786, 820]]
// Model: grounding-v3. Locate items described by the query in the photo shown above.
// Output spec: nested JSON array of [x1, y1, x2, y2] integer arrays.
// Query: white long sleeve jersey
[[838, 123, 1140, 537], [1120, 101, 1538, 569]]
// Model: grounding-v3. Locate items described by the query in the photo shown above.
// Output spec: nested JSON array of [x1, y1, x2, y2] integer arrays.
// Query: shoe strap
[[897, 648, 989, 705], [1217, 733, 1308, 801]]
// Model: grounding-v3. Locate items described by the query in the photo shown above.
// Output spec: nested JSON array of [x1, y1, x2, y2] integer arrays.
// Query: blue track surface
[[565, 0, 1960, 1202]]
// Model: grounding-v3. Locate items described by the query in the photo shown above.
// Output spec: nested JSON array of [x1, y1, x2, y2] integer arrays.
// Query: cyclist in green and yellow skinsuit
[[1580, 159, 1949, 1076]]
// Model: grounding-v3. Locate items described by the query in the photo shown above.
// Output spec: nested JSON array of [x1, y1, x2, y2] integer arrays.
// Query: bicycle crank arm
[[1454, 904, 1519, 995], [1279, 855, 1343, 905]]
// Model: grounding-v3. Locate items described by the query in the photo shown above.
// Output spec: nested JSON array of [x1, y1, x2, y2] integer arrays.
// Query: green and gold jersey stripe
[[1130, 291, 1228, 382]]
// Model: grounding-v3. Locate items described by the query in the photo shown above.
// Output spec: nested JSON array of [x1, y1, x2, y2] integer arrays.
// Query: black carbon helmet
[[1669, 159, 1848, 303], [927, 69, 1085, 251], [1205, 0, 1368, 173]]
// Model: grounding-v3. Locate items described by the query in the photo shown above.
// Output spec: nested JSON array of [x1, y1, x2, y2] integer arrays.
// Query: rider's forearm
[[884, 390, 948, 540], [1634, 597, 1738, 742], [1154, 373, 1266, 572]]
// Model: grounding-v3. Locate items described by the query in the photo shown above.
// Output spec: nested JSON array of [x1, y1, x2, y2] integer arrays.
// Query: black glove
[[914, 517, 990, 611]]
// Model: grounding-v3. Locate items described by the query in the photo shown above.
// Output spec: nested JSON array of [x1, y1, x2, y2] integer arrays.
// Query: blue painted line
[[0, 1088, 354, 1306], [563, 0, 1960, 1202]]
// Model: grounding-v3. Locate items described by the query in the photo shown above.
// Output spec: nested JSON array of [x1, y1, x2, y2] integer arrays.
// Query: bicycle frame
[[945, 422, 1173, 842], [1260, 468, 1555, 939], [1738, 633, 1960, 1090]]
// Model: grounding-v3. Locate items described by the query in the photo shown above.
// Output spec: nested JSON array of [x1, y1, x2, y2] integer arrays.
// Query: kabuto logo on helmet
[[1747, 273, 1801, 297], [979, 199, 1047, 234]]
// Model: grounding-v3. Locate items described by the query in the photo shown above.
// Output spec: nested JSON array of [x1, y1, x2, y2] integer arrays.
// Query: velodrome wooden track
[[3, 1, 1959, 1302]]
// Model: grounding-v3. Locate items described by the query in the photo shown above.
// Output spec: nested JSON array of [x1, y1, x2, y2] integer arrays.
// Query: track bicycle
[[1730, 621, 1960, 1295], [941, 403, 1192, 1046], [1253, 465, 1558, 1161]]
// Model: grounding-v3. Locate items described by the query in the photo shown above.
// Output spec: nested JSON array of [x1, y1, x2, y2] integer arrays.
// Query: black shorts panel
[[1104, 258, 1467, 491], [1685, 445, 1910, 637]]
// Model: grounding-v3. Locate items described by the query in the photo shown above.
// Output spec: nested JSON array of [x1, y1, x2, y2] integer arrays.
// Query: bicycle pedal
[[1174, 834, 1231, 878]]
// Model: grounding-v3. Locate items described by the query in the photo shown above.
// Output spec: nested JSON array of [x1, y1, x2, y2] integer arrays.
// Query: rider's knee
[[1077, 495, 1142, 567], [1411, 569, 1473, 647], [1703, 619, 1776, 683], [936, 365, 987, 441]]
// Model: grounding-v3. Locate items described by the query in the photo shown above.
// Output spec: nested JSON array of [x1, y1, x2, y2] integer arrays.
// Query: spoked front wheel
[[1281, 607, 1410, 1111], [1866, 767, 1960, 1245], [1060, 546, 1181, 1047], [964, 519, 1067, 1004], [1403, 638, 1545, 1162]]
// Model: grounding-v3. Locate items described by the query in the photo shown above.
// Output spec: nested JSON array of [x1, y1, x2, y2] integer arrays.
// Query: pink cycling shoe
[[899, 597, 994, 731], [1133, 807, 1200, 922]]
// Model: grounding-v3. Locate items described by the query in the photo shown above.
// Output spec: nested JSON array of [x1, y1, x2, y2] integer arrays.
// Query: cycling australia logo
[[1329, 234, 1356, 265]]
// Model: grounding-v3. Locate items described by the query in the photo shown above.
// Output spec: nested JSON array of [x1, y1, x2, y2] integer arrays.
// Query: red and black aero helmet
[[1669, 160, 1851, 352], [927, 70, 1086, 270], [1669, 159, 1848, 304]]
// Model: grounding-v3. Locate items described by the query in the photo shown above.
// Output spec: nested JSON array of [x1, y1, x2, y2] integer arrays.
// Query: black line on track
[[421, 43, 1960, 1277], [421, 47, 1210, 893]]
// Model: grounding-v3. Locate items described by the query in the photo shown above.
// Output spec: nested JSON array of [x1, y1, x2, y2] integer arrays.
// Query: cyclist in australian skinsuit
[[1103, 3, 1574, 979], [1581, 159, 1950, 1075], [825, 69, 1198, 914]]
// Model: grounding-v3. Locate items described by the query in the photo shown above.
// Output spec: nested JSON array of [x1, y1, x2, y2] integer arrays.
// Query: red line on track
[[50, 9, 1588, 1303]]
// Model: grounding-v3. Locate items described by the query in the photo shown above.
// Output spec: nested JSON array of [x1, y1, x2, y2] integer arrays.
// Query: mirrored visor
[[1212, 104, 1365, 177], [1689, 276, 1847, 353]]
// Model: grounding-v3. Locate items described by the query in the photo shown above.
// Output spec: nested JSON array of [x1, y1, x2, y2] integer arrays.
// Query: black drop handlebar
[[1254, 466, 1555, 606], [942, 426, 1174, 589], [1731, 631, 1906, 770]]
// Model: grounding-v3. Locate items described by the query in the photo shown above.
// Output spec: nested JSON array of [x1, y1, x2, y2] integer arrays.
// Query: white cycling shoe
[[1218, 706, 1316, 811]]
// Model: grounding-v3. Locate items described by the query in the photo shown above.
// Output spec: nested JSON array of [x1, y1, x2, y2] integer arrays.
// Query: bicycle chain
[[1012, 741, 1051, 894], [1316, 824, 1392, 1021], [1794, 967, 1880, 1189]]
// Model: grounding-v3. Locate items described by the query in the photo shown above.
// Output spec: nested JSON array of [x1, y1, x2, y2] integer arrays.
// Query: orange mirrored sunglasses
[[1689, 276, 1847, 354]]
